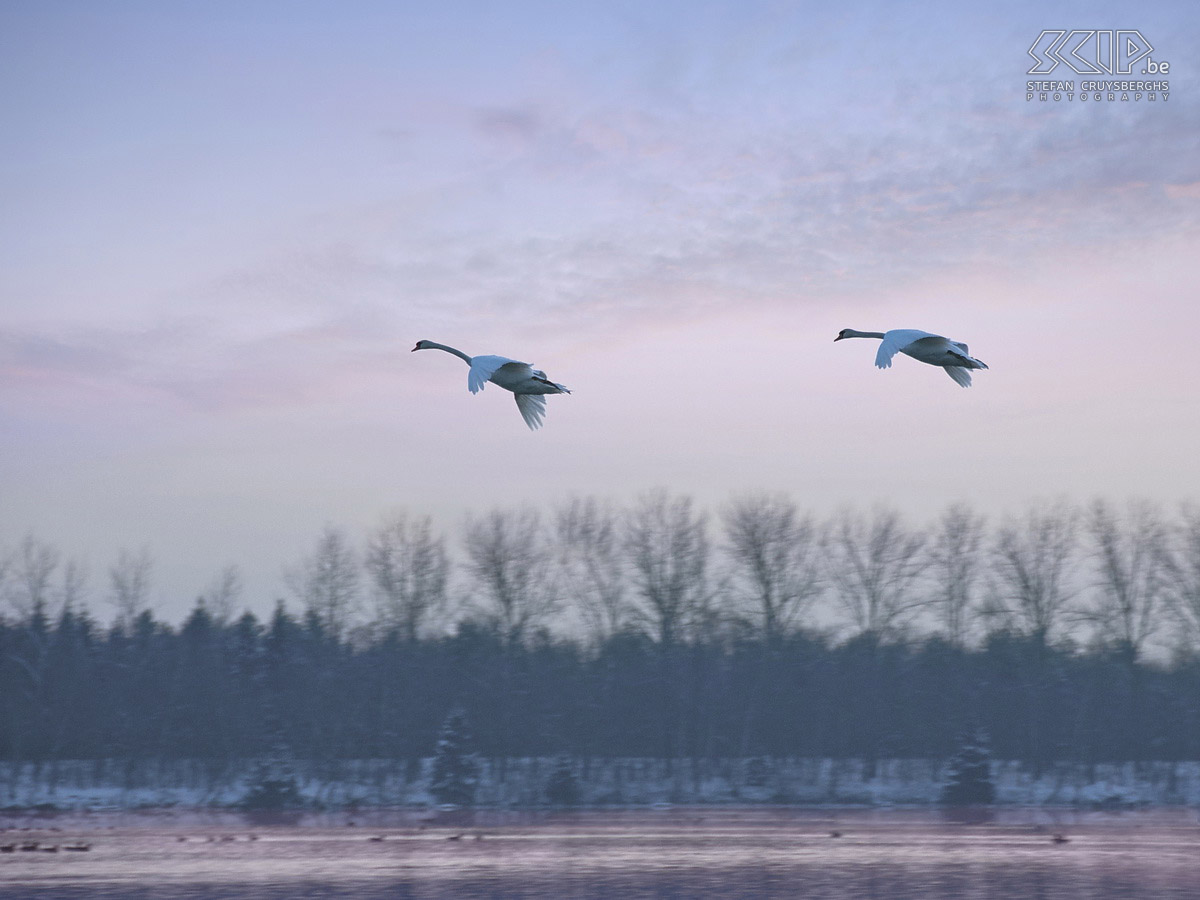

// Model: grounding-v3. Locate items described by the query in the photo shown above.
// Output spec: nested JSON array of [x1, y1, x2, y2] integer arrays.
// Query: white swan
[[834, 328, 988, 388], [412, 340, 571, 429]]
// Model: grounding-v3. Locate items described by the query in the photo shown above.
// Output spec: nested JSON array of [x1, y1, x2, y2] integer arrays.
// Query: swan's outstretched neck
[[834, 329, 886, 341], [413, 340, 472, 364]]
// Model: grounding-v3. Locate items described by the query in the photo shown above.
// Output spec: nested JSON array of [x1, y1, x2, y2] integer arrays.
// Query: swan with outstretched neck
[[412, 340, 571, 429], [834, 328, 988, 387]]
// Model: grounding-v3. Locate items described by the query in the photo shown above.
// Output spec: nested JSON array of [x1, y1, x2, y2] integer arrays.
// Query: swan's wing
[[944, 366, 973, 388], [467, 355, 524, 393], [514, 392, 547, 430], [874, 330, 934, 369], [951, 340, 970, 355]]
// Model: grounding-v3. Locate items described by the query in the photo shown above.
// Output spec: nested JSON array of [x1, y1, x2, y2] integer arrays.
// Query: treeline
[[2, 602, 1199, 768], [2, 494, 1199, 769]]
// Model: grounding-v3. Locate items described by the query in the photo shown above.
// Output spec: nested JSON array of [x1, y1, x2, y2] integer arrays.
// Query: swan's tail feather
[[530, 368, 570, 393], [949, 350, 988, 370]]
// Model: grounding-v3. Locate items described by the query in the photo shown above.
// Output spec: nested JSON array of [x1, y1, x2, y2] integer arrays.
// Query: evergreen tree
[[940, 728, 996, 805], [430, 708, 479, 806], [241, 742, 303, 809], [545, 756, 581, 806]]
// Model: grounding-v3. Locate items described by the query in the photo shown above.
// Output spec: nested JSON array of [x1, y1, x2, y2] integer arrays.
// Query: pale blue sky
[[3, 0, 1198, 621]]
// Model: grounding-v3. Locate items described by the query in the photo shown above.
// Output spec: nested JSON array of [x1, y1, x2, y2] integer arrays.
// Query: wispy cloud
[[352, 79, 1200, 337]]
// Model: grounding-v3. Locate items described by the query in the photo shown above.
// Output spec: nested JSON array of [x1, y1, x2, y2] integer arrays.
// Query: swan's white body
[[834, 328, 988, 387], [412, 340, 570, 429]]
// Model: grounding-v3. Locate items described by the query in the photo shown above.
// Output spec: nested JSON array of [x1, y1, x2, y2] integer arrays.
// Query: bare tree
[[0, 541, 11, 617], [1, 538, 88, 625], [285, 527, 360, 642], [987, 501, 1079, 646], [2, 537, 62, 745], [825, 507, 927, 640], [1083, 499, 1169, 662], [202, 564, 243, 626], [6, 534, 60, 621], [1163, 502, 1200, 657], [985, 501, 1080, 777], [109, 546, 153, 632], [60, 559, 88, 612], [365, 512, 448, 642], [461, 508, 557, 646], [623, 490, 710, 648], [926, 503, 987, 647], [721, 492, 822, 646], [556, 496, 630, 644]]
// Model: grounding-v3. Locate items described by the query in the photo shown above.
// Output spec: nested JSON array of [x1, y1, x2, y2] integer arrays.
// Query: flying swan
[[412, 340, 571, 429], [834, 329, 989, 387]]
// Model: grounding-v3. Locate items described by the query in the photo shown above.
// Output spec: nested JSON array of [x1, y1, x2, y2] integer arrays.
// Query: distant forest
[[3, 494, 1199, 767]]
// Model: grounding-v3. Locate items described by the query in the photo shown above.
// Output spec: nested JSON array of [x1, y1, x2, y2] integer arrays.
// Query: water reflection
[[1, 808, 1197, 899]]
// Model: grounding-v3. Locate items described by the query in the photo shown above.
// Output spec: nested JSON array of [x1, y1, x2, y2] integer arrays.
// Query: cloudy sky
[[3, 0, 1198, 623]]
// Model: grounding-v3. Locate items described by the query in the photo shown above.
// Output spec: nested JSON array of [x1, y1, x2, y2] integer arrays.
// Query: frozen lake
[[2, 807, 1198, 898]]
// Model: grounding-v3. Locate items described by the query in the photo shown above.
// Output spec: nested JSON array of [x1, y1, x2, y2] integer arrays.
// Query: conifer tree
[[940, 728, 996, 805], [545, 756, 581, 806], [430, 708, 479, 806], [241, 742, 303, 809]]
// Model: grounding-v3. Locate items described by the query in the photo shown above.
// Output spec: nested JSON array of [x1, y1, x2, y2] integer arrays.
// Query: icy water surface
[[2, 807, 1198, 899]]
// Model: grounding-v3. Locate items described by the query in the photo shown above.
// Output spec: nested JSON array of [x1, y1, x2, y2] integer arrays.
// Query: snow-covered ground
[[3, 757, 1198, 811]]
